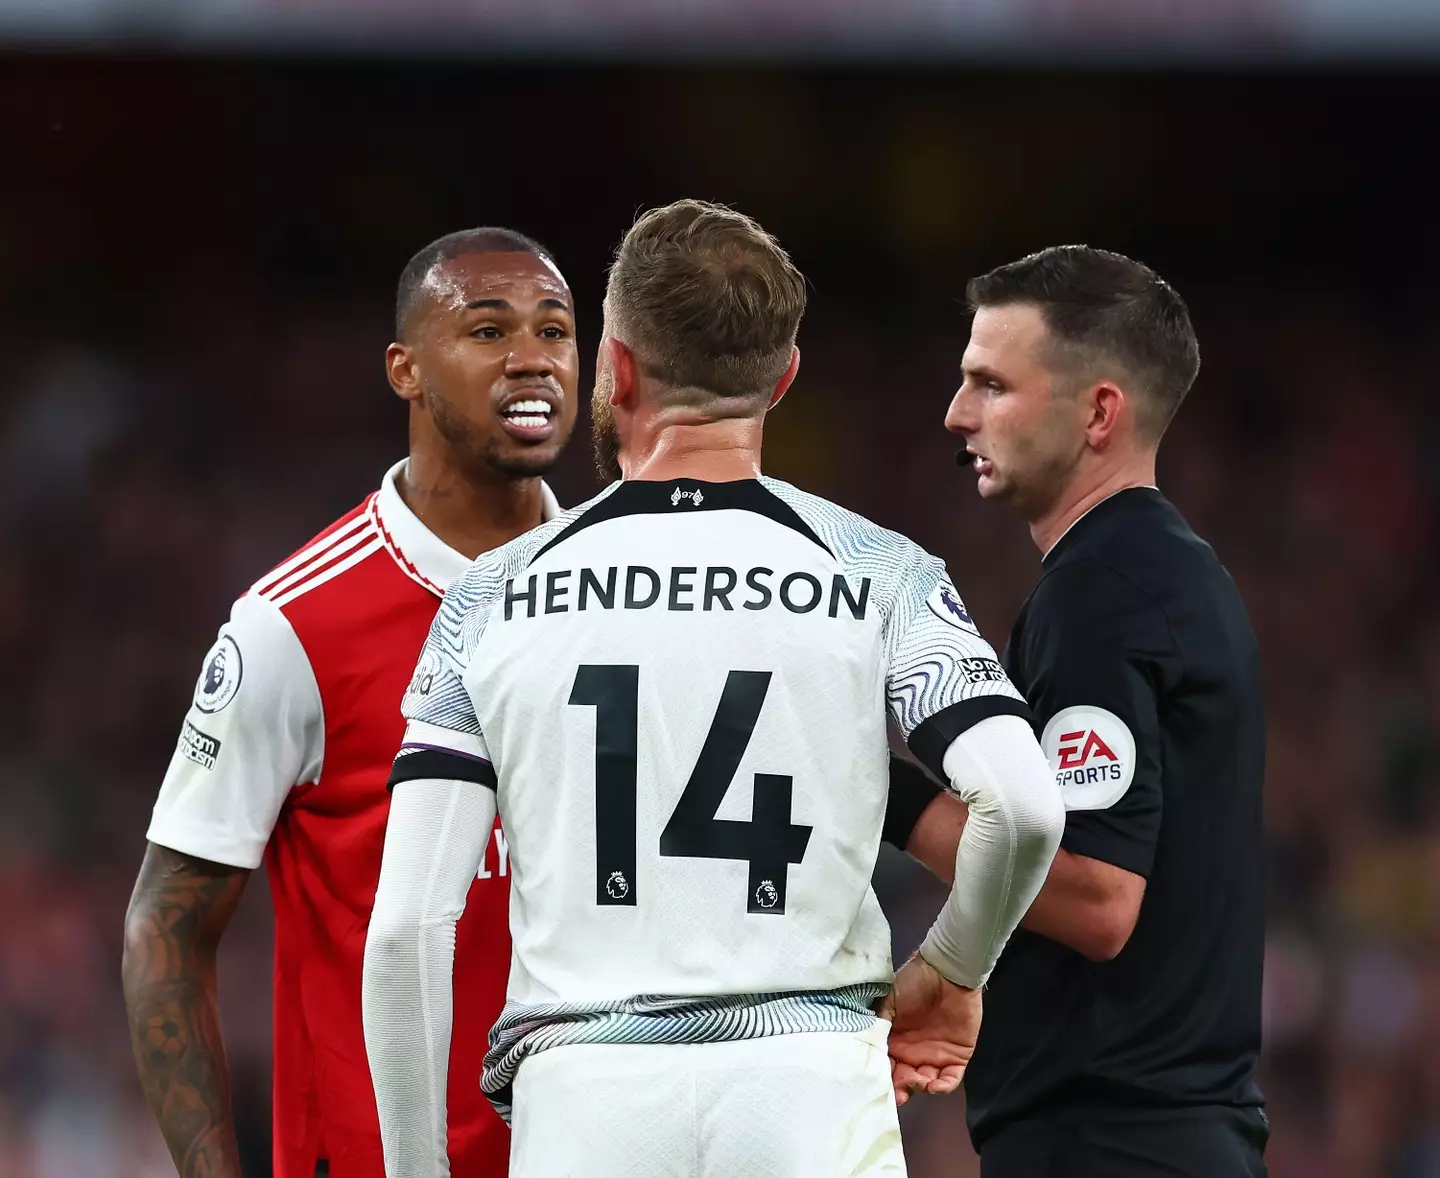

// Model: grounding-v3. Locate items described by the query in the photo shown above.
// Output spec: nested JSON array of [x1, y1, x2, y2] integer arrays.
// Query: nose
[[945, 385, 978, 436], [505, 332, 555, 377]]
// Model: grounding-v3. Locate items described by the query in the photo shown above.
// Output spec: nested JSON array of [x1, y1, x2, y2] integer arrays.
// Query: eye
[[539, 324, 570, 340], [470, 325, 503, 340]]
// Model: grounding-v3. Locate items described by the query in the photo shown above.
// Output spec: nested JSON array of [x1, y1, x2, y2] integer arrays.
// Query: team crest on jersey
[[754, 879, 779, 909], [606, 870, 630, 900], [670, 486, 705, 508], [924, 578, 979, 634], [194, 636, 243, 714], [1040, 704, 1136, 811]]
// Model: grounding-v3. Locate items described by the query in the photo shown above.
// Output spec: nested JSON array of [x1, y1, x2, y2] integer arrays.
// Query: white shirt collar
[[372, 459, 562, 595]]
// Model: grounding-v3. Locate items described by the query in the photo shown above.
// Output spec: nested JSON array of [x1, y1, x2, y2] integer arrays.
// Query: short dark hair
[[606, 199, 806, 408], [967, 246, 1200, 440], [395, 227, 554, 340]]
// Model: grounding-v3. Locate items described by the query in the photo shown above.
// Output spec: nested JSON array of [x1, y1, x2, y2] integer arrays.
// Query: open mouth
[[966, 450, 995, 477], [499, 397, 558, 441]]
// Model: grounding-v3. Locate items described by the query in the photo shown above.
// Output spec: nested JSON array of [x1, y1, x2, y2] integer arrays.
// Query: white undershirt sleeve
[[918, 713, 1065, 988], [363, 777, 496, 1178]]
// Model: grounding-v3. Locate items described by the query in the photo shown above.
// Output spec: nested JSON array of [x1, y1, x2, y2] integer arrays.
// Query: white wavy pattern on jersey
[[400, 485, 622, 737], [482, 983, 889, 1122], [401, 661, 482, 735], [759, 477, 1022, 737]]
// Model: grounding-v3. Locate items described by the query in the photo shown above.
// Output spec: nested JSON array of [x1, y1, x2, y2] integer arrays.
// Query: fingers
[[890, 1059, 927, 1106], [892, 1056, 964, 1107], [923, 1063, 965, 1096]]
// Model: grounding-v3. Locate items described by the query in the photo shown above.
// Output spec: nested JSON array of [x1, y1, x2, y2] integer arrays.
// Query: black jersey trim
[[909, 696, 1035, 780], [387, 748, 497, 792], [528, 478, 831, 565]]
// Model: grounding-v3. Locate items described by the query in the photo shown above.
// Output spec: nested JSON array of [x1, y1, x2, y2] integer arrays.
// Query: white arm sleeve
[[147, 593, 323, 868], [918, 714, 1064, 988], [363, 777, 495, 1178]]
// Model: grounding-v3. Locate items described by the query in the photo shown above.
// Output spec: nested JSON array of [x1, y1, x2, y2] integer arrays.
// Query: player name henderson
[[503, 565, 874, 621]]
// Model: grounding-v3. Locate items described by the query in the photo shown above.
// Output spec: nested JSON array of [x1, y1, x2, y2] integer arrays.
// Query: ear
[[1084, 379, 1128, 450], [605, 337, 640, 407], [767, 346, 801, 410], [386, 342, 422, 403]]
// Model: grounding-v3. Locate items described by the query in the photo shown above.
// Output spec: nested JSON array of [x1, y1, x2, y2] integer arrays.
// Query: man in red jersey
[[122, 227, 579, 1178]]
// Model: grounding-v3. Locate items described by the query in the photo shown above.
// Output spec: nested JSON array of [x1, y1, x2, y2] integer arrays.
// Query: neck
[[1029, 450, 1157, 557], [398, 444, 547, 561], [621, 415, 764, 483]]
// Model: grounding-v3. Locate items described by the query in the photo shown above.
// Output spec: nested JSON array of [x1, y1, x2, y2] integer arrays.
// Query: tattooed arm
[[123, 841, 251, 1178]]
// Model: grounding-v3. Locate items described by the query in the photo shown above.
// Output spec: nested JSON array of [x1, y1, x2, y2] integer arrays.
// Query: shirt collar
[[372, 459, 562, 595], [1042, 485, 1161, 565]]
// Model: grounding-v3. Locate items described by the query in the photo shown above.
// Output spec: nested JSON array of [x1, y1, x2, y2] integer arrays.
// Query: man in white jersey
[[361, 200, 1065, 1178]]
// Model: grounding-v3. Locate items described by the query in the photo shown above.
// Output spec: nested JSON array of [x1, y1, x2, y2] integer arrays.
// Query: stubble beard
[[590, 374, 622, 484], [428, 384, 559, 481]]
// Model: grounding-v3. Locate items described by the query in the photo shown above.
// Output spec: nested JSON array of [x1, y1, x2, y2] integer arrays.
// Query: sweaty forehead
[[965, 303, 1051, 369], [419, 250, 572, 315]]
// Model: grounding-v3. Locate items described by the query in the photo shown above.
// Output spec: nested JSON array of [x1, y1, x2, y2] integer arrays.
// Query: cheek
[[985, 400, 1029, 456], [434, 344, 495, 390]]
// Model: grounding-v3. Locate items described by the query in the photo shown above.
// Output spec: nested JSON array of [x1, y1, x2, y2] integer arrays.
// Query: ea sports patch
[[925, 577, 979, 634], [1040, 705, 1136, 811], [194, 635, 243, 714]]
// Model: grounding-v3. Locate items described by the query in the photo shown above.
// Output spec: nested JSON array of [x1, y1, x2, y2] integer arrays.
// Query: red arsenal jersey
[[147, 460, 559, 1178]]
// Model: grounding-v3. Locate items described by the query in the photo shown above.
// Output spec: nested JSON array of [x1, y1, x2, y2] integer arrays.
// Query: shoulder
[[759, 477, 935, 581], [1062, 493, 1226, 600], [249, 495, 378, 601], [191, 590, 318, 721], [246, 492, 411, 619], [442, 485, 620, 617], [1026, 557, 1175, 657]]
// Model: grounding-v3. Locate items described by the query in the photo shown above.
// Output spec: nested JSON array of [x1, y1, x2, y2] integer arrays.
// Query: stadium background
[[1, 5, 1437, 1174]]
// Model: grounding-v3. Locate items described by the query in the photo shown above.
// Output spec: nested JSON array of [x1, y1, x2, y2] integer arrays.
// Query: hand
[[877, 952, 982, 1107]]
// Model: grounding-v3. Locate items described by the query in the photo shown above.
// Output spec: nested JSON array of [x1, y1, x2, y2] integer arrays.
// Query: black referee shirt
[[958, 487, 1266, 1146]]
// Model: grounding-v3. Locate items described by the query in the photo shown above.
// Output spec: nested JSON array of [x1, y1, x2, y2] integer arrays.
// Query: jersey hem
[[145, 810, 268, 870], [1059, 824, 1156, 879]]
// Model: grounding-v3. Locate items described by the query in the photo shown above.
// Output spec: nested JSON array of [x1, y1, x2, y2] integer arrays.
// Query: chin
[[482, 444, 563, 480], [975, 474, 1007, 500]]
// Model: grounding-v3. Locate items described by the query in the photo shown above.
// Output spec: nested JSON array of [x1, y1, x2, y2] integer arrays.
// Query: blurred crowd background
[[1, 25, 1438, 1178]]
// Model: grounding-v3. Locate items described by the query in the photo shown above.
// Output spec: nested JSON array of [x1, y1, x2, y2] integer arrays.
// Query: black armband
[[882, 757, 943, 850]]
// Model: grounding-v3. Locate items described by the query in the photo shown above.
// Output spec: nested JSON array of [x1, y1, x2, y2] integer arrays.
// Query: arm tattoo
[[123, 843, 250, 1178]]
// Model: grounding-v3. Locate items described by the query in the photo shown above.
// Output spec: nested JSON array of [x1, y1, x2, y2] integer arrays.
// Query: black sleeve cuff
[[882, 758, 942, 850], [908, 695, 1034, 780], [1060, 819, 1156, 879], [387, 748, 497, 792]]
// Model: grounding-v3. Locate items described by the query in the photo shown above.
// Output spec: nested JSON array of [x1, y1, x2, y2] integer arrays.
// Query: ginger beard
[[591, 359, 622, 483]]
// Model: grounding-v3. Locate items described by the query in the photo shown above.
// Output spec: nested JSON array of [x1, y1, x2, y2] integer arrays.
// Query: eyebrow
[[464, 297, 573, 313]]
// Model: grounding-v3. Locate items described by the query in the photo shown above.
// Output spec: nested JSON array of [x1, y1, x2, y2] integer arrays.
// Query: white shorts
[[509, 1018, 906, 1178]]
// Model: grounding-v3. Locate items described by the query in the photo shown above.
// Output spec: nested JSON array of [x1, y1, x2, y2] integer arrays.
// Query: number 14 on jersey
[[569, 665, 813, 915]]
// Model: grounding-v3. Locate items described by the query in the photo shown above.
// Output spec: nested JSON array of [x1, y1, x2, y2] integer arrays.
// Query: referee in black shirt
[[886, 246, 1267, 1176]]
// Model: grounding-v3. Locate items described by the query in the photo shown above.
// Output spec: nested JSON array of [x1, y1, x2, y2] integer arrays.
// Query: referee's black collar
[[530, 477, 830, 564], [1042, 486, 1168, 568]]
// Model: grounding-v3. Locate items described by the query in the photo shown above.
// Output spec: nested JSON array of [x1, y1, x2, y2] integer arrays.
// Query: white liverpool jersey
[[388, 476, 1029, 1110]]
